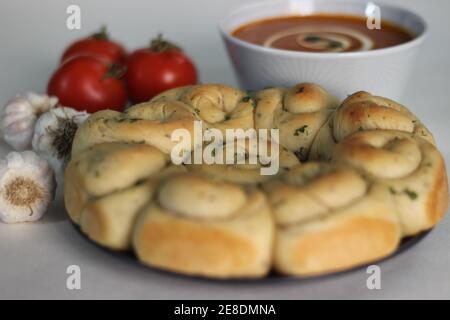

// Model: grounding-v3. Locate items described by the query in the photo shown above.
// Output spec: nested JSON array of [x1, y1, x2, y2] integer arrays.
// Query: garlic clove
[[3, 97, 32, 113], [25, 92, 58, 113], [0, 150, 56, 223], [4, 118, 34, 134], [3, 131, 34, 152], [3, 101, 33, 118]]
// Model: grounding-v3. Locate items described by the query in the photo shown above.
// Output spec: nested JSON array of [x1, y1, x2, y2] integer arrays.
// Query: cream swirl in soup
[[232, 14, 413, 53]]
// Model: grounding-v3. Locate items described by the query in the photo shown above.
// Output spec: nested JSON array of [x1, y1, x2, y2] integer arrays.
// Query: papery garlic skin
[[0, 93, 58, 150], [32, 107, 89, 175], [0, 151, 56, 223], [25, 92, 58, 112]]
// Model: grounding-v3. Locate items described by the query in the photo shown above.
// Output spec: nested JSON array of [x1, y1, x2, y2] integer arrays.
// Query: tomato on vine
[[126, 34, 198, 103], [61, 26, 127, 65], [47, 56, 127, 112]]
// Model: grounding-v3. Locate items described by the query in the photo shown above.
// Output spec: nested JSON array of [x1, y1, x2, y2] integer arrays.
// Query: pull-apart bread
[[65, 83, 448, 278]]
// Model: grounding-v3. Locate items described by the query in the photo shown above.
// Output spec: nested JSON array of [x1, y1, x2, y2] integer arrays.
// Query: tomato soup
[[231, 14, 413, 53]]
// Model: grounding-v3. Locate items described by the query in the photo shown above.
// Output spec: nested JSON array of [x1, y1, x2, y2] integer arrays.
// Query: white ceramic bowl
[[220, 0, 427, 100]]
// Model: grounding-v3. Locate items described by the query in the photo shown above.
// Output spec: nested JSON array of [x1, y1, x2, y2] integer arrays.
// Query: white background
[[0, 0, 449, 299]]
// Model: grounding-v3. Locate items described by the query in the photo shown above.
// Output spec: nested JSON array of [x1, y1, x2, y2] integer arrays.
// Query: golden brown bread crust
[[63, 84, 448, 278], [333, 130, 448, 236], [426, 159, 449, 227], [132, 176, 274, 278], [71, 104, 197, 156], [255, 83, 337, 160], [64, 142, 167, 224], [265, 163, 401, 276], [152, 84, 255, 134], [310, 91, 435, 161], [80, 179, 157, 250], [276, 214, 400, 276], [264, 163, 367, 225], [64, 159, 89, 223]]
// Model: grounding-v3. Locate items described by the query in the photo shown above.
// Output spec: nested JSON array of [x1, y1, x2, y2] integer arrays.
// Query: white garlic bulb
[[1, 92, 58, 150], [0, 151, 56, 223], [32, 107, 89, 176]]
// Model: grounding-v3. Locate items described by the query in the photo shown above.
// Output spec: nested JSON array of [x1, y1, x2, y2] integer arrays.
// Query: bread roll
[[255, 83, 337, 160], [333, 130, 448, 236], [264, 163, 401, 276], [188, 138, 299, 185], [310, 91, 434, 161], [80, 179, 157, 250], [71, 101, 197, 156], [132, 172, 275, 278], [64, 142, 167, 223], [152, 84, 255, 134]]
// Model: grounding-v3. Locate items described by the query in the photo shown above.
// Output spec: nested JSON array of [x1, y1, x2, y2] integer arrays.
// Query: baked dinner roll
[[264, 163, 401, 276], [310, 91, 434, 161], [152, 84, 255, 134], [333, 130, 448, 236], [80, 179, 157, 250], [77, 164, 191, 250], [64, 142, 167, 224], [132, 172, 274, 278], [255, 83, 337, 160], [187, 138, 299, 185], [71, 100, 197, 156]]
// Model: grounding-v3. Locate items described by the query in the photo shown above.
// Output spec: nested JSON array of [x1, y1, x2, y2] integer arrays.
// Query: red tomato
[[126, 35, 198, 103], [47, 56, 127, 112], [61, 26, 127, 65]]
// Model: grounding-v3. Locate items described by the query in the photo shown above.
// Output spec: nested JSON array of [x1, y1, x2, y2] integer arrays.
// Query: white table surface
[[0, 0, 449, 299]]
